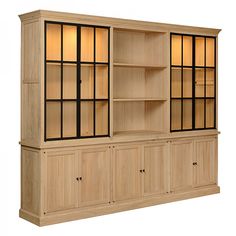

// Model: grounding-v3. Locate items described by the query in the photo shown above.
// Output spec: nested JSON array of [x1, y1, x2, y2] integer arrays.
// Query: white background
[[1, 0, 235, 235]]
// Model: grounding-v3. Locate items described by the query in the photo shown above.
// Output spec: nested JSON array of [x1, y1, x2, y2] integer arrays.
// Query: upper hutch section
[[19, 10, 220, 148]]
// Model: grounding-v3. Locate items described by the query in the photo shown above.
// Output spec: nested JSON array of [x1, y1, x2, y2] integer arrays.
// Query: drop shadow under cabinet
[[19, 10, 220, 226]]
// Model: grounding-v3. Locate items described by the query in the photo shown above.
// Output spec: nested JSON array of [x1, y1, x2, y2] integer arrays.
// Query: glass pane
[[171, 35, 182, 65], [171, 99, 181, 130], [81, 27, 94, 62], [96, 28, 108, 62], [206, 38, 215, 67], [171, 68, 181, 98], [46, 102, 61, 139], [96, 101, 108, 135], [195, 99, 204, 128], [46, 24, 61, 60], [206, 99, 214, 128], [81, 101, 94, 136], [206, 69, 215, 97], [195, 37, 205, 66], [63, 102, 76, 137], [183, 36, 192, 66], [46, 63, 61, 99], [81, 64, 94, 99], [195, 68, 204, 97], [183, 99, 192, 129], [63, 64, 77, 99], [63, 25, 77, 61], [183, 68, 192, 98], [96, 65, 108, 99]]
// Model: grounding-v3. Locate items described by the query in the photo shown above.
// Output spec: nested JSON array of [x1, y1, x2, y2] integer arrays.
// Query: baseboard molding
[[19, 185, 220, 226]]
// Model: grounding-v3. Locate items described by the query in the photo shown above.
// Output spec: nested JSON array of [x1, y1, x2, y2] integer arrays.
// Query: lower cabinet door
[[194, 137, 217, 187], [170, 140, 194, 192], [45, 151, 78, 213], [113, 145, 142, 202], [78, 147, 110, 207], [143, 142, 169, 196]]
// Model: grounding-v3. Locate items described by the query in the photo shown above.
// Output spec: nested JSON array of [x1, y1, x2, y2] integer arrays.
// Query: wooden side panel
[[194, 137, 217, 187], [21, 148, 41, 215], [113, 145, 142, 201], [144, 143, 169, 196], [79, 147, 110, 207], [170, 140, 193, 192], [45, 151, 78, 213], [21, 20, 41, 145]]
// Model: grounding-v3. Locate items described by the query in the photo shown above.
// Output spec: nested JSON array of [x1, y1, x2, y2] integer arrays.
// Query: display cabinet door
[[113, 145, 142, 202], [170, 140, 193, 192], [143, 143, 169, 196], [78, 147, 110, 207], [45, 151, 78, 213], [193, 138, 217, 187]]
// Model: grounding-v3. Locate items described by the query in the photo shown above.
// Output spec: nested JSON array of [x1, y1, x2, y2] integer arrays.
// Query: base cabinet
[[113, 145, 142, 202], [45, 150, 78, 213], [193, 138, 217, 187], [78, 147, 110, 207], [143, 143, 169, 196], [20, 136, 219, 225], [170, 137, 218, 193], [44, 147, 111, 214], [170, 140, 194, 192]]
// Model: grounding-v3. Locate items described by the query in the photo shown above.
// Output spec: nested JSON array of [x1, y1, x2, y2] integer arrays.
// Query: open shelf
[[113, 62, 166, 69], [113, 29, 167, 65], [113, 98, 167, 102], [113, 101, 167, 134]]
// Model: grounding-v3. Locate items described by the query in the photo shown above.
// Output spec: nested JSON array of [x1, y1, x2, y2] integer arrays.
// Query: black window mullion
[[60, 24, 63, 138], [77, 26, 81, 138], [44, 22, 47, 141], [181, 35, 183, 130], [204, 37, 206, 128], [214, 37, 217, 128], [108, 27, 110, 137], [93, 27, 96, 137], [192, 35, 195, 130]]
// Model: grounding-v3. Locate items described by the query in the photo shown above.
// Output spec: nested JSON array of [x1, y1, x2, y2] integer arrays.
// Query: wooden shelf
[[113, 98, 167, 102], [113, 62, 166, 69], [113, 130, 165, 138]]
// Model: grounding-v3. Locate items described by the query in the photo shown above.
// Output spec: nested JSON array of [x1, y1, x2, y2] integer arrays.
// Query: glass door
[[170, 33, 216, 132], [45, 22, 110, 141]]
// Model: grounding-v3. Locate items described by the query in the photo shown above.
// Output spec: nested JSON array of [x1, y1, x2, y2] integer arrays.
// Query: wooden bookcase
[[19, 10, 220, 226]]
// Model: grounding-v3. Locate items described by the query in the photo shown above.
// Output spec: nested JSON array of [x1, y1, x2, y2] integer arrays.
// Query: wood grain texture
[[113, 145, 142, 201], [78, 147, 110, 207], [21, 148, 41, 215]]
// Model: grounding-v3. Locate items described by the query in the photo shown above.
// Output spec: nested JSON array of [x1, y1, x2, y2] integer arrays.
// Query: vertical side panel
[[21, 20, 41, 145], [21, 148, 41, 215]]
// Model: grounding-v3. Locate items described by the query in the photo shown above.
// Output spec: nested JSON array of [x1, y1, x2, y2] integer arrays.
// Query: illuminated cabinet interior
[[19, 10, 220, 226]]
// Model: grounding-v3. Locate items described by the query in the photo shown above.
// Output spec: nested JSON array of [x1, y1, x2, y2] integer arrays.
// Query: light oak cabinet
[[78, 147, 110, 207], [170, 140, 194, 192], [193, 138, 217, 187], [19, 10, 220, 226], [170, 137, 217, 192], [45, 147, 110, 214], [45, 151, 78, 213], [143, 143, 169, 196], [113, 145, 142, 201]]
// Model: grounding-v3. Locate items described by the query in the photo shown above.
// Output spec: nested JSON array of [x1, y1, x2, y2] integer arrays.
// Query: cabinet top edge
[[19, 10, 221, 35]]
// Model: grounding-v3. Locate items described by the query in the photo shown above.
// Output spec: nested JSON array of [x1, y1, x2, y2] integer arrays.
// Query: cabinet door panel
[[45, 151, 78, 213], [171, 140, 193, 192], [113, 145, 142, 201], [79, 147, 110, 207], [144, 143, 169, 196], [194, 138, 217, 187]]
